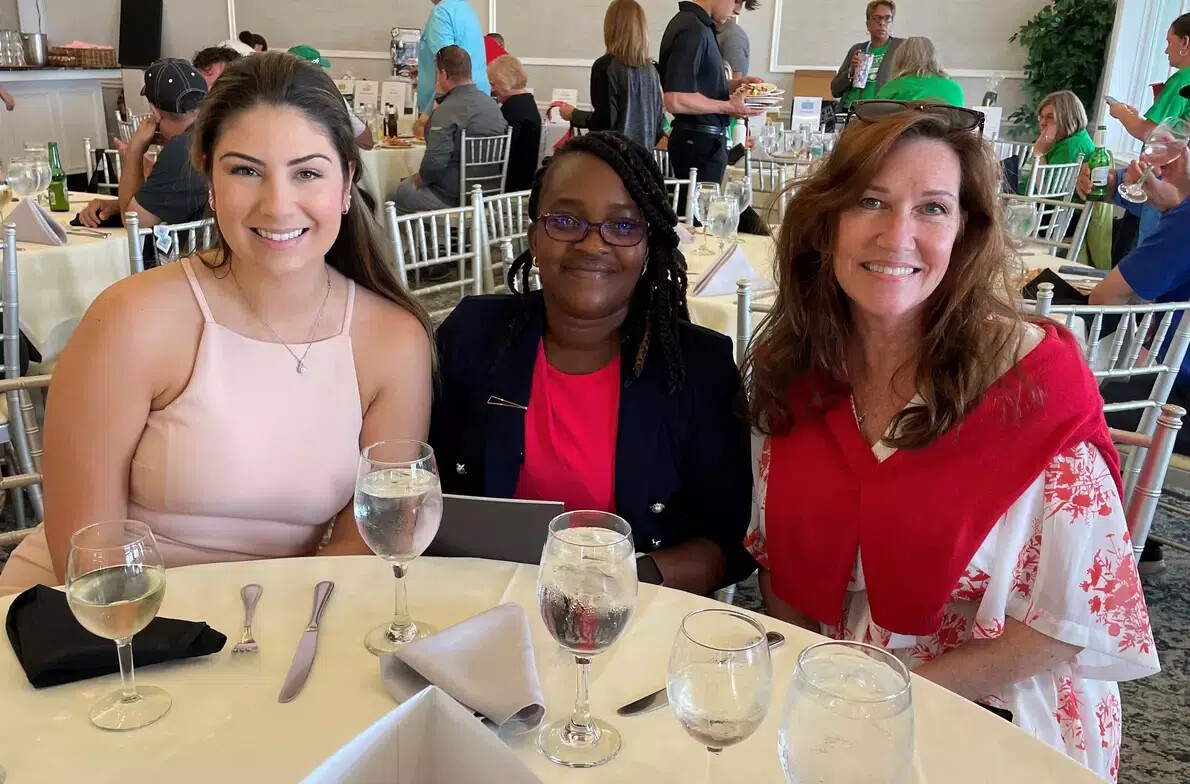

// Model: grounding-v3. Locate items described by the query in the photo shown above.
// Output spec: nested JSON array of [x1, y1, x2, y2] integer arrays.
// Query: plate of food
[[742, 82, 784, 97], [379, 137, 413, 148]]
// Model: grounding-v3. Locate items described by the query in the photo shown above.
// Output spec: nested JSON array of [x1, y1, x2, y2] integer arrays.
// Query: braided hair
[[509, 131, 690, 392]]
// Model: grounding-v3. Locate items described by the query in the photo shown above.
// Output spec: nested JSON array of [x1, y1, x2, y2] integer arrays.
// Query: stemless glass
[[708, 197, 740, 252], [1119, 116, 1190, 204], [692, 182, 721, 256], [65, 520, 171, 731], [778, 641, 914, 784], [354, 439, 443, 654], [667, 609, 772, 782], [537, 511, 638, 768]]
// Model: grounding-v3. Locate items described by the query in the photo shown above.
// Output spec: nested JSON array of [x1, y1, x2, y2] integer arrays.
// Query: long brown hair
[[189, 51, 433, 341], [745, 112, 1023, 448], [604, 0, 650, 68]]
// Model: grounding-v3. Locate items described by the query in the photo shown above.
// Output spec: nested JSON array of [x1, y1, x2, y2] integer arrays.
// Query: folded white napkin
[[302, 685, 542, 784], [691, 241, 774, 298], [381, 603, 545, 734], [8, 199, 66, 246], [675, 223, 695, 245]]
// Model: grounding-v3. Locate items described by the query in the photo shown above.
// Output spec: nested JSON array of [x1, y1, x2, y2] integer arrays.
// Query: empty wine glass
[[354, 440, 443, 654], [667, 609, 772, 782], [778, 641, 914, 784], [707, 197, 740, 252], [537, 511, 637, 768], [65, 520, 171, 731], [1119, 117, 1190, 204], [692, 183, 721, 256]]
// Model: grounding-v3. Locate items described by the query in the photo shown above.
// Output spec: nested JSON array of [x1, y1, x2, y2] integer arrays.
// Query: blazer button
[[456, 463, 467, 476], [650, 503, 665, 514]]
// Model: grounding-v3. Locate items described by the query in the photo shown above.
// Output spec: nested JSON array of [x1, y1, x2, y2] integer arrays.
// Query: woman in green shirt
[[1109, 12, 1190, 140], [1018, 90, 1095, 197], [875, 36, 965, 107]]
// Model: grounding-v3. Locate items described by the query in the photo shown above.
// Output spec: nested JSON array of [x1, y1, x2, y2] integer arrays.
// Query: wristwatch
[[636, 553, 663, 585]]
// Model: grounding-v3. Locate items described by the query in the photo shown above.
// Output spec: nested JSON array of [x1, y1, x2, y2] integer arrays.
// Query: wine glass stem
[[114, 637, 139, 703], [389, 563, 412, 634], [1131, 165, 1154, 192], [568, 655, 595, 734], [706, 747, 722, 784]]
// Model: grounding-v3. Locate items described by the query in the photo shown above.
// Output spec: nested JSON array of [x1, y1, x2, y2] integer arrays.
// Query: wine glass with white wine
[[537, 510, 638, 768], [354, 439, 443, 655], [65, 520, 170, 731], [1118, 117, 1190, 204]]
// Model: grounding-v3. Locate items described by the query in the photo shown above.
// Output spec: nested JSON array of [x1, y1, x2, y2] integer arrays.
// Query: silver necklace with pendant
[[232, 266, 332, 375]]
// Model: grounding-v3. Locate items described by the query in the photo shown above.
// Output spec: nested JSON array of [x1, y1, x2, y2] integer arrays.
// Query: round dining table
[[358, 144, 427, 221], [0, 555, 1104, 782]]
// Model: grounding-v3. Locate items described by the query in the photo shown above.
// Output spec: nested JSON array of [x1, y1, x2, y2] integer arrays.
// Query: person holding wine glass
[[1109, 12, 1190, 142], [0, 53, 435, 595], [430, 131, 756, 597], [742, 106, 1158, 781]]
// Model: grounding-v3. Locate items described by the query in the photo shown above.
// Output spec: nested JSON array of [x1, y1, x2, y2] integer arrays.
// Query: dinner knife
[[616, 631, 786, 717], [278, 580, 335, 703]]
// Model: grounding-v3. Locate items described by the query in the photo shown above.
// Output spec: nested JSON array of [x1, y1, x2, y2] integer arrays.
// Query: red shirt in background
[[514, 341, 620, 513]]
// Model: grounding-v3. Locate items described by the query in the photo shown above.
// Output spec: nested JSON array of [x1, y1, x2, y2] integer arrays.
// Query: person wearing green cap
[[288, 45, 375, 149]]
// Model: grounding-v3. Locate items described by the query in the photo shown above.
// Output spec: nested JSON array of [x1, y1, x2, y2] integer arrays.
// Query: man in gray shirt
[[716, 0, 758, 79], [394, 45, 507, 214]]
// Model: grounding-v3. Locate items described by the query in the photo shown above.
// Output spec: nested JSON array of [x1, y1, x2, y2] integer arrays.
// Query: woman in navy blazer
[[430, 132, 754, 593]]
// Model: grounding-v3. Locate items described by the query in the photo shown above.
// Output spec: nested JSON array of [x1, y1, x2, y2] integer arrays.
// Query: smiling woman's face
[[209, 105, 352, 274], [528, 152, 648, 323]]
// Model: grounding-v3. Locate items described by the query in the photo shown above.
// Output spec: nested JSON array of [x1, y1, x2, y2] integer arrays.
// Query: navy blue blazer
[[429, 291, 757, 586]]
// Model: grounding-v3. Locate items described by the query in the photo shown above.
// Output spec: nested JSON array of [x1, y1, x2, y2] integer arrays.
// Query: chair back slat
[[480, 188, 531, 293], [999, 193, 1091, 261], [383, 199, 484, 320], [663, 168, 699, 226], [459, 129, 513, 207], [1028, 155, 1083, 200], [654, 149, 673, 177]]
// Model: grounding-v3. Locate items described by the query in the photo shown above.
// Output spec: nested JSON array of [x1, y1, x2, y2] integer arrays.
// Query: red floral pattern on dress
[[952, 565, 991, 602], [829, 600, 852, 641], [1011, 517, 1043, 600], [1096, 693, 1122, 780], [862, 622, 892, 647], [1053, 676, 1086, 751], [1081, 532, 1154, 655], [971, 617, 1004, 640], [1045, 444, 1115, 527], [744, 527, 769, 570], [908, 609, 970, 663]]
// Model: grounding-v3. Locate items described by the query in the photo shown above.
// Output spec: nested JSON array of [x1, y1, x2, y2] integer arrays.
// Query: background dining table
[[1, 194, 130, 366], [0, 555, 1105, 783], [358, 143, 427, 222]]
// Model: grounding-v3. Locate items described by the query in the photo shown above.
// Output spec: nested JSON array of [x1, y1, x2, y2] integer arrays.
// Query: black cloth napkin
[[1023, 267, 1089, 307], [5, 584, 226, 688]]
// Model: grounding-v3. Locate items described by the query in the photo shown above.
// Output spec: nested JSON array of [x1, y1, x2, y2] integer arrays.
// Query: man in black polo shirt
[[660, 0, 762, 214]]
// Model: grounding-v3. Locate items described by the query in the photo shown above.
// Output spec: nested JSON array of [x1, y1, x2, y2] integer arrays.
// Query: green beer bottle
[[47, 142, 69, 212], [1086, 125, 1112, 203]]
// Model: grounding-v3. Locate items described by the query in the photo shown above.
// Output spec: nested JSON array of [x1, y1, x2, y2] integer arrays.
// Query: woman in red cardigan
[[743, 107, 1158, 781]]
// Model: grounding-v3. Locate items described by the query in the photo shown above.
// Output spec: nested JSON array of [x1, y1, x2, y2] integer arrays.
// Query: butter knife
[[616, 631, 785, 717], [278, 581, 334, 703]]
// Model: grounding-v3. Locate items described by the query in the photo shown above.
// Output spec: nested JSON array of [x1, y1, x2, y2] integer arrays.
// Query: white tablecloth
[[2, 196, 130, 365], [358, 145, 426, 220], [0, 556, 1102, 783]]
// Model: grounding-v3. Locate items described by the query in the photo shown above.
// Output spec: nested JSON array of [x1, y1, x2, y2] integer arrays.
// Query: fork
[[232, 584, 263, 653]]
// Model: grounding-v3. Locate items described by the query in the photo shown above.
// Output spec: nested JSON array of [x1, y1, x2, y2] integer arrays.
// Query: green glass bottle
[[1086, 125, 1112, 203], [46, 142, 69, 212]]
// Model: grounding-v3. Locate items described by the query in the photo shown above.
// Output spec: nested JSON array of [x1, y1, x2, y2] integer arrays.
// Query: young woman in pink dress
[[0, 53, 433, 593], [742, 107, 1159, 781]]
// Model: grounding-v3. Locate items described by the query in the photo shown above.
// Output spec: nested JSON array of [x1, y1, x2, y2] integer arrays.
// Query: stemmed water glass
[[759, 123, 780, 159], [6, 156, 37, 203], [23, 145, 49, 207], [667, 609, 772, 782], [691, 182, 721, 256], [537, 511, 638, 768], [708, 197, 740, 253], [64, 520, 171, 731], [1119, 117, 1190, 204], [354, 439, 443, 655], [1004, 200, 1038, 236], [778, 641, 915, 784], [725, 178, 752, 235]]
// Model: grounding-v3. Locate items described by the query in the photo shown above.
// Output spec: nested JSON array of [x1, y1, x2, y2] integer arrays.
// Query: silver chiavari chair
[[83, 136, 122, 194], [654, 148, 673, 178], [664, 167, 698, 226], [115, 111, 150, 144], [993, 139, 1034, 167], [459, 129, 513, 207], [0, 223, 50, 540], [999, 193, 1092, 261], [1109, 405, 1185, 561], [384, 196, 484, 322], [125, 214, 219, 275], [1035, 283, 1190, 554], [1026, 155, 1084, 201], [479, 187, 531, 294]]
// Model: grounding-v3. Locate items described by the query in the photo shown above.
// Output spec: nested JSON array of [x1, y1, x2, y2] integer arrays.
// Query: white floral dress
[[745, 433, 1161, 782]]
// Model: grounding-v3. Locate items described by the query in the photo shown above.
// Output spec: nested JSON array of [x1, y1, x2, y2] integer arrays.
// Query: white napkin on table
[[302, 685, 542, 784], [691, 241, 774, 298], [380, 603, 545, 734], [7, 199, 66, 246], [675, 223, 695, 244]]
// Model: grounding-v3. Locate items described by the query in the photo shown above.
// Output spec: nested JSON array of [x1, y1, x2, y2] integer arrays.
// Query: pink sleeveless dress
[[0, 259, 363, 593]]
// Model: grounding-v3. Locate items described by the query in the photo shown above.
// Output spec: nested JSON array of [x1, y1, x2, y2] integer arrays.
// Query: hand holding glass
[[354, 439, 443, 654], [65, 520, 171, 731], [1119, 117, 1189, 204]]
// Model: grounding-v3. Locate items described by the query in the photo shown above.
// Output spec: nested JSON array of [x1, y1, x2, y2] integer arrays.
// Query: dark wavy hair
[[189, 52, 433, 342], [508, 131, 690, 391], [745, 112, 1023, 448]]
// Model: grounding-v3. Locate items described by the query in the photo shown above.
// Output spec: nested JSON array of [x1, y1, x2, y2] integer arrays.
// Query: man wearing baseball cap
[[79, 58, 210, 231]]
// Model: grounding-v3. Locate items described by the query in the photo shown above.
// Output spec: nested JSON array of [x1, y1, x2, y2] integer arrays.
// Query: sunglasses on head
[[847, 100, 986, 137]]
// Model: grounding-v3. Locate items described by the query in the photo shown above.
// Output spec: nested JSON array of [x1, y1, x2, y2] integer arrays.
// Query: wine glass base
[[537, 716, 622, 768], [689, 246, 715, 256], [89, 685, 171, 731], [364, 620, 438, 655], [1119, 189, 1148, 204]]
